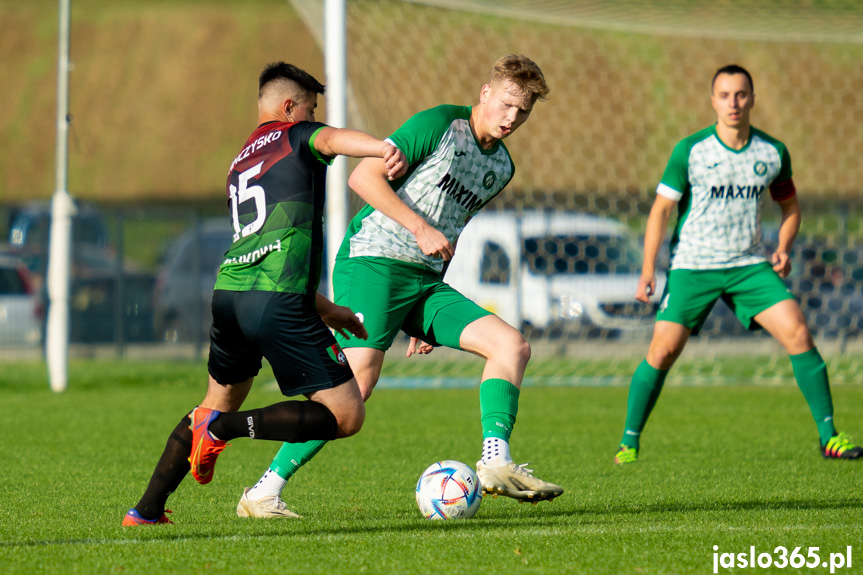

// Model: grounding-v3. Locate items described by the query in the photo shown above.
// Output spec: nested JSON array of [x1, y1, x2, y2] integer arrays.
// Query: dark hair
[[258, 62, 325, 97], [712, 64, 753, 93]]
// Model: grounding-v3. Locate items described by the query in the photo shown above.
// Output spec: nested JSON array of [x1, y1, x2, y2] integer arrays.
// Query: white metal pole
[[324, 0, 347, 299], [46, 0, 74, 392]]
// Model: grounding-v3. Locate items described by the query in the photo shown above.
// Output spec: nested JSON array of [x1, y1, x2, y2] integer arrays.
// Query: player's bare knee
[[496, 328, 530, 365], [647, 344, 679, 370], [355, 376, 377, 402], [515, 336, 531, 366], [359, 385, 374, 402], [786, 323, 815, 354], [335, 403, 365, 438], [353, 370, 380, 402]]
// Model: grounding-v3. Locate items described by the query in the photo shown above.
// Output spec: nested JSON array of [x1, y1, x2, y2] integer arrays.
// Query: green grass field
[[1, 360, 861, 574]]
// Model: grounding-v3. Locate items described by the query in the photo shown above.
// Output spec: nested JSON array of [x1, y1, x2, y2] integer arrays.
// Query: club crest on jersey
[[326, 343, 348, 366], [483, 171, 496, 189], [753, 161, 768, 176]]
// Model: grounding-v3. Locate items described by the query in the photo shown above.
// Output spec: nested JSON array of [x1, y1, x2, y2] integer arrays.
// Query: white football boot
[[236, 487, 301, 518], [475, 461, 563, 503]]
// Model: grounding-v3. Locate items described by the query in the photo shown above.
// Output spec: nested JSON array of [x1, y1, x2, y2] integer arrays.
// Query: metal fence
[[1, 198, 861, 363], [0, 204, 224, 361]]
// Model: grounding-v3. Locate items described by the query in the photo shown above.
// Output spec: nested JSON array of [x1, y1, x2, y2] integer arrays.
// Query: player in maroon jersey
[[122, 62, 406, 525]]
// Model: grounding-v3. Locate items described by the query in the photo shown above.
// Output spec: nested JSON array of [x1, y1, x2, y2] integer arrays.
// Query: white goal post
[[46, 0, 74, 393]]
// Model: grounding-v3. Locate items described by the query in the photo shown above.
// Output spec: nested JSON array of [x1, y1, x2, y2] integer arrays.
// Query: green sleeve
[[387, 105, 469, 166], [659, 139, 691, 194], [308, 125, 334, 166], [501, 144, 515, 189], [776, 144, 792, 181]]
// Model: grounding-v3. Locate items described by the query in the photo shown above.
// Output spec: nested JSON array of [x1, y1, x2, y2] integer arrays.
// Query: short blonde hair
[[489, 54, 549, 103]]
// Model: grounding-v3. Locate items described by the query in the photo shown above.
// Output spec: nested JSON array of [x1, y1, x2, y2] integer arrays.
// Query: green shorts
[[332, 256, 492, 350], [657, 262, 795, 335]]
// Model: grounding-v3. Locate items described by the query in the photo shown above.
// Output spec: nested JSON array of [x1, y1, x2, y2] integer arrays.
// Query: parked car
[[154, 217, 335, 343], [68, 272, 156, 343], [2, 238, 157, 345], [5, 202, 115, 303], [8, 202, 110, 250], [0, 254, 42, 346], [444, 211, 664, 337], [154, 219, 233, 343]]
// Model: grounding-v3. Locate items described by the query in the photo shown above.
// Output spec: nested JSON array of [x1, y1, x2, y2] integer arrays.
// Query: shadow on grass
[[4, 497, 862, 548]]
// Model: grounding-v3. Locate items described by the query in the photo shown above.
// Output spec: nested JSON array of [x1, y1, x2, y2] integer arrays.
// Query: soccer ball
[[415, 460, 482, 520]]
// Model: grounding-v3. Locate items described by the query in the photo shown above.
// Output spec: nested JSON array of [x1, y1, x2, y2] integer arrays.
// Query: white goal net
[[292, 0, 863, 381]]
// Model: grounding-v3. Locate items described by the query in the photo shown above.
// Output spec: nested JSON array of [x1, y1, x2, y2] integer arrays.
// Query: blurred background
[[1, 0, 862, 378]]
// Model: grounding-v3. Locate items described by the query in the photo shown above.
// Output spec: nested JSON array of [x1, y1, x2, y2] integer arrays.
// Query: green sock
[[620, 360, 669, 449], [270, 440, 328, 480], [480, 379, 520, 441], [789, 347, 836, 445]]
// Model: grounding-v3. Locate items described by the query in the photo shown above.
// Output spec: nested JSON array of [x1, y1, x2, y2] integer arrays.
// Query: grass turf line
[[0, 361, 861, 574]]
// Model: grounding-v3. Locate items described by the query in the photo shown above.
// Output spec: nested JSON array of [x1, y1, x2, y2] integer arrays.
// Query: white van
[[444, 211, 663, 334]]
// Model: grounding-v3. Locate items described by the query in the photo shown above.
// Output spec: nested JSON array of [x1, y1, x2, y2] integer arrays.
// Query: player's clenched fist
[[414, 224, 454, 261], [635, 273, 656, 303], [383, 144, 407, 181], [771, 251, 791, 278]]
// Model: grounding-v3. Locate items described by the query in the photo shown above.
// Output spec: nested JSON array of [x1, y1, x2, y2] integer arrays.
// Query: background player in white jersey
[[614, 64, 862, 464], [238, 54, 563, 518]]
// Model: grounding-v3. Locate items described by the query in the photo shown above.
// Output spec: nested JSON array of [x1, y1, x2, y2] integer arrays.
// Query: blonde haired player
[[238, 54, 564, 518]]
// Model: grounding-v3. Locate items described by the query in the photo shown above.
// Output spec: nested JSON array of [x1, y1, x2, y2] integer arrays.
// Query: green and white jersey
[[658, 124, 794, 270], [338, 105, 515, 273]]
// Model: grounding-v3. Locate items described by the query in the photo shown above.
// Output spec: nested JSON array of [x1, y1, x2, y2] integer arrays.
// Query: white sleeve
[[656, 182, 682, 202]]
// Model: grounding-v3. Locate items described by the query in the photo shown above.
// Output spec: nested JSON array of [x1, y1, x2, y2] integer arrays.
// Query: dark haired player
[[614, 64, 861, 464], [122, 61, 407, 525]]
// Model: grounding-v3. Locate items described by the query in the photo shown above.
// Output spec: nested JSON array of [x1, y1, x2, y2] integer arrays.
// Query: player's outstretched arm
[[772, 195, 801, 278], [349, 158, 454, 261], [637, 195, 676, 303], [314, 127, 407, 180], [315, 292, 368, 340]]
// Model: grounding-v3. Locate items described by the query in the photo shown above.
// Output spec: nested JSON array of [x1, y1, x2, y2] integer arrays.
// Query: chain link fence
[[0, 195, 861, 364], [0, 204, 226, 361], [2, 1, 862, 379]]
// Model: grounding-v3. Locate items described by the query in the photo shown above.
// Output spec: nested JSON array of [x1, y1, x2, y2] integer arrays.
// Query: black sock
[[133, 413, 192, 521], [208, 400, 338, 443]]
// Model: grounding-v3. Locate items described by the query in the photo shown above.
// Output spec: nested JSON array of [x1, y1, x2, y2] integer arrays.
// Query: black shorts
[[207, 290, 354, 396]]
